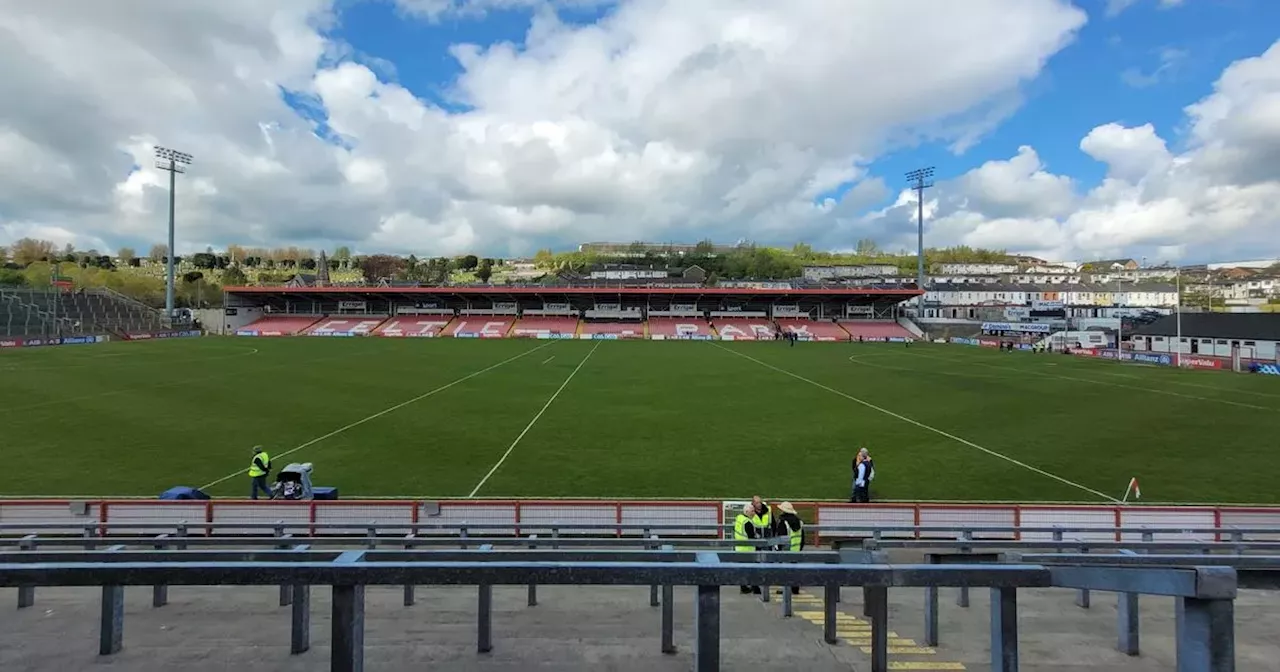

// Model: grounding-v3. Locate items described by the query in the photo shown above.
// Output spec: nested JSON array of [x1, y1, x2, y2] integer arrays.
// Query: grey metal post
[[662, 584, 676, 654], [990, 587, 1019, 672], [291, 584, 310, 654], [478, 584, 493, 653], [648, 532, 660, 607], [782, 582, 793, 617], [275, 523, 292, 606], [957, 530, 972, 607], [165, 163, 175, 318], [1117, 537, 1151, 656], [924, 583, 939, 646], [867, 586, 889, 672], [1075, 544, 1091, 608], [528, 535, 538, 607], [823, 583, 839, 644], [661, 543, 676, 654], [694, 585, 720, 671], [404, 535, 416, 606], [152, 535, 169, 607], [863, 585, 873, 616], [1118, 592, 1140, 655], [332, 585, 365, 672], [100, 584, 124, 655], [1176, 597, 1235, 672], [83, 525, 97, 551], [459, 525, 468, 549], [17, 535, 35, 608]]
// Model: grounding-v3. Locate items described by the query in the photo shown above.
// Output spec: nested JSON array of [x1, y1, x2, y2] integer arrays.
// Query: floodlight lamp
[[154, 146, 194, 165]]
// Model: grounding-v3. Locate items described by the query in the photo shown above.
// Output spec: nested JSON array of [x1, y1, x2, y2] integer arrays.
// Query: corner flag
[[1123, 477, 1141, 502]]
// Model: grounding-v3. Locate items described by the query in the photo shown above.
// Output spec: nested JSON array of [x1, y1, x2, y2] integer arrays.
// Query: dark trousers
[[851, 485, 870, 503], [250, 475, 272, 500]]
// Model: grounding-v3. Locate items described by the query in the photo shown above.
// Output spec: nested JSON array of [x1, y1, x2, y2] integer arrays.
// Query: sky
[[0, 0, 1278, 264]]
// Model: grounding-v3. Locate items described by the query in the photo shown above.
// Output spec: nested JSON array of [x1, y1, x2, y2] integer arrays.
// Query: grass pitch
[[2, 337, 1277, 503]]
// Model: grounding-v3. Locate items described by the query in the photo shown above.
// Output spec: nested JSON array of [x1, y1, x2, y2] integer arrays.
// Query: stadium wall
[[2, 499, 1277, 543], [0, 334, 112, 349]]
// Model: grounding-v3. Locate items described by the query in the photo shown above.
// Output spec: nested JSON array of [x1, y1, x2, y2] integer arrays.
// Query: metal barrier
[[0, 548, 1238, 672], [6, 498, 1280, 544], [5, 519, 1280, 541]]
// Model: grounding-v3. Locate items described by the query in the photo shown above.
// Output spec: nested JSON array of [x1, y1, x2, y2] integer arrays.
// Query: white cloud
[[869, 40, 1280, 264], [1120, 47, 1187, 88], [0, 0, 1088, 256], [1107, 0, 1185, 18]]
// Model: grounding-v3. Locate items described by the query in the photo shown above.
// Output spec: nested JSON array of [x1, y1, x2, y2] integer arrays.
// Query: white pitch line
[[198, 341, 556, 491], [468, 340, 601, 498], [542, 356, 556, 364], [909, 351, 1275, 411], [716, 344, 1118, 502]]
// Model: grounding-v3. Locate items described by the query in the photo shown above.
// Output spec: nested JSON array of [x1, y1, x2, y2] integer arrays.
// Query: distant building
[[1080, 258, 1139, 272], [934, 262, 1018, 275], [1130, 313, 1280, 360], [577, 241, 737, 257], [801, 265, 899, 281], [586, 264, 669, 280]]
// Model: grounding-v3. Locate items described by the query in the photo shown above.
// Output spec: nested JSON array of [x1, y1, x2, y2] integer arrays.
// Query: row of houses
[[920, 283, 1179, 309]]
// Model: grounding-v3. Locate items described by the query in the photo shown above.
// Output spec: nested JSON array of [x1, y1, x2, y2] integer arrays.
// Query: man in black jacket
[[774, 502, 804, 594]]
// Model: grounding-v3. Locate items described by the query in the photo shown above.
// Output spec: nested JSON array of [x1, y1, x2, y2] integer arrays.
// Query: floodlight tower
[[905, 167, 934, 306], [154, 146, 193, 322]]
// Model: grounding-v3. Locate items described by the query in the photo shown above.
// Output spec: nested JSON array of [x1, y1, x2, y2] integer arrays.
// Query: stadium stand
[[776, 318, 851, 341], [302, 316, 388, 336], [710, 317, 776, 340], [646, 316, 715, 339], [236, 315, 322, 336], [448, 316, 516, 338], [0, 292, 57, 338], [839, 319, 917, 341], [2, 288, 167, 337], [510, 316, 580, 337], [373, 317, 453, 337], [580, 321, 645, 338]]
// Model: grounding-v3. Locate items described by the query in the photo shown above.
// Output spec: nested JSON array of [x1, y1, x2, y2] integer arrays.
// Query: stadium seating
[[839, 319, 916, 341], [776, 318, 851, 342], [236, 315, 322, 336], [646, 317, 714, 339], [510, 316, 580, 337], [447, 316, 516, 338], [710, 317, 776, 341], [0, 293, 54, 338], [580, 321, 645, 339], [303, 316, 388, 336], [373, 317, 453, 337], [1, 289, 167, 337]]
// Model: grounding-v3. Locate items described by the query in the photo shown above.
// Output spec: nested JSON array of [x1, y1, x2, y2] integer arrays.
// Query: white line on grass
[[908, 351, 1275, 411], [468, 340, 602, 498], [716, 344, 1118, 502], [198, 341, 556, 491], [542, 356, 556, 364]]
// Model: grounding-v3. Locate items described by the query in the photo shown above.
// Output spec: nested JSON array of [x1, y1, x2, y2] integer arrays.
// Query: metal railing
[[0, 547, 1239, 672], [6, 520, 1280, 542]]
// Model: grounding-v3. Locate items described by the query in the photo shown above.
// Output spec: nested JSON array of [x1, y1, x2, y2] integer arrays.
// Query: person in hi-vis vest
[[733, 503, 761, 594], [774, 502, 804, 595], [248, 445, 272, 500]]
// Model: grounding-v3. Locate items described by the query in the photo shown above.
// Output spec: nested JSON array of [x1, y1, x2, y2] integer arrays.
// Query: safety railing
[[6, 499, 1280, 543], [0, 547, 1239, 672], [5, 519, 1280, 544]]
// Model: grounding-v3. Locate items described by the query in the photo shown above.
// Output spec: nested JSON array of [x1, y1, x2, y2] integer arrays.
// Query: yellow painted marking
[[889, 664, 966, 671], [841, 637, 917, 646], [860, 646, 937, 655]]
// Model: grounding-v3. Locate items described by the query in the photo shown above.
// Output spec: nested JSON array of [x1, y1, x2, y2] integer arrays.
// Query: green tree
[[222, 266, 248, 286], [476, 263, 493, 283], [460, 254, 479, 271], [333, 246, 352, 261], [116, 247, 136, 264]]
